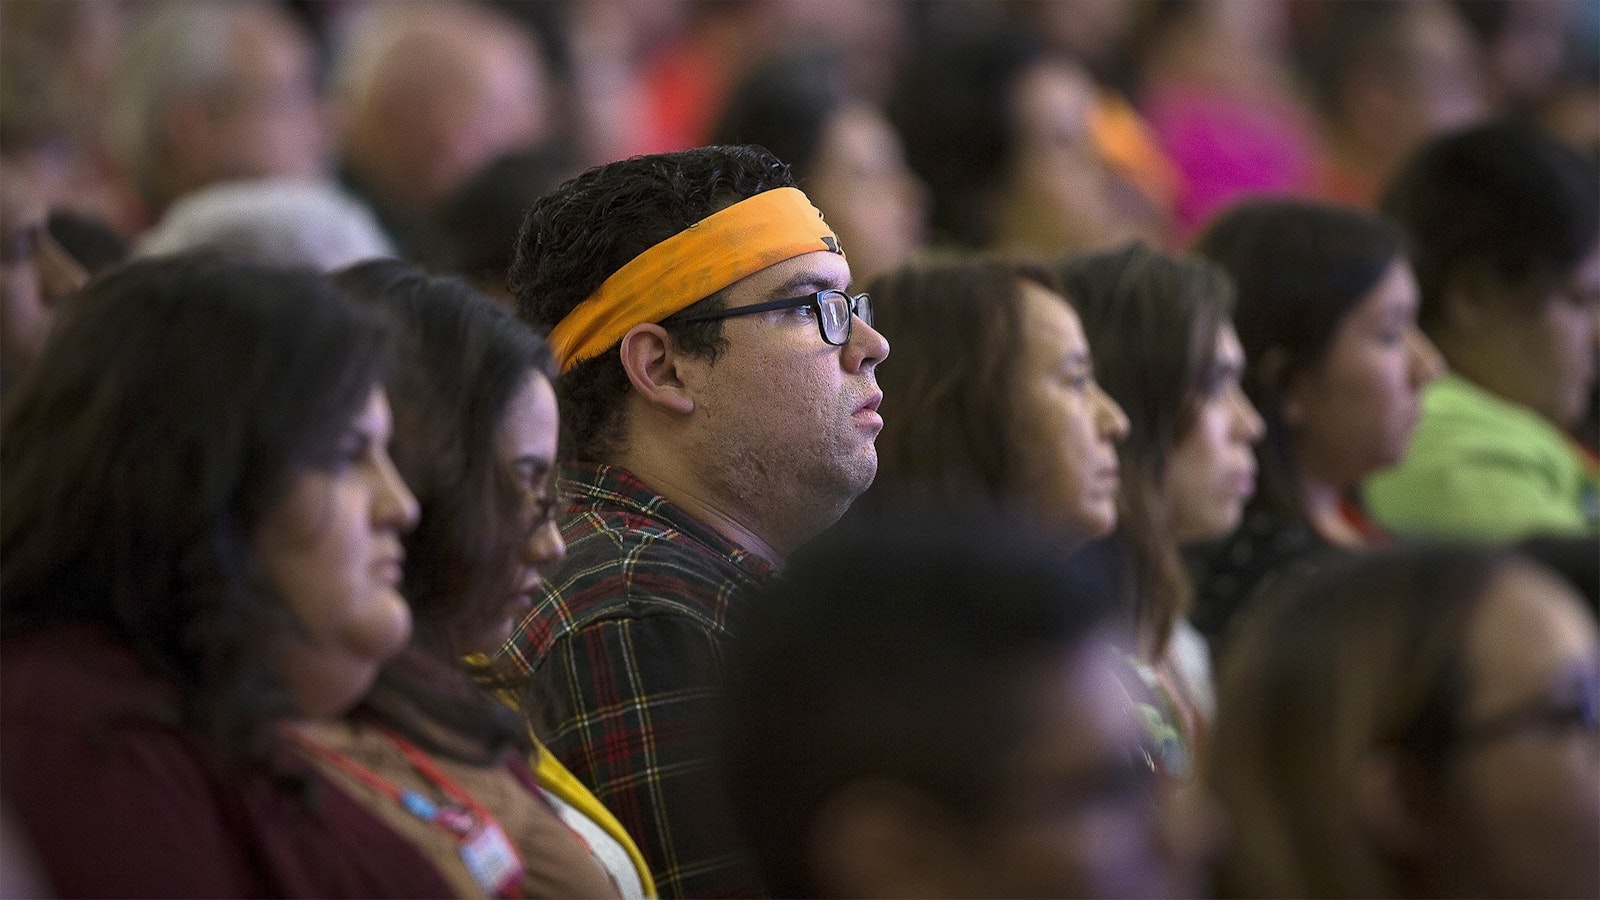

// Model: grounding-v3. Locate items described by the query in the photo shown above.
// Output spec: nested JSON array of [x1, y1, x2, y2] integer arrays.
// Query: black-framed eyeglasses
[[1451, 679, 1599, 749], [671, 289, 873, 347]]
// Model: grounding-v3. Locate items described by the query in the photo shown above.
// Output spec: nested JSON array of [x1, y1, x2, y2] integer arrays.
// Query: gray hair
[[104, 1, 258, 203], [135, 178, 396, 272]]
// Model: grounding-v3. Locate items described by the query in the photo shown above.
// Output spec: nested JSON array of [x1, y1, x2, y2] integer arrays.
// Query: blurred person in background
[[722, 509, 1215, 898], [1055, 243, 1264, 766], [1210, 545, 1599, 898], [888, 28, 1169, 256], [104, 0, 330, 231], [1367, 121, 1600, 541], [333, 0, 554, 255], [713, 46, 928, 285], [1300, 0, 1488, 209], [419, 140, 583, 305], [1129, 0, 1322, 240], [134, 177, 394, 272], [0, 256, 442, 896], [0, 0, 136, 230], [1189, 199, 1445, 653], [1452, 0, 1588, 116], [0, 159, 87, 397]]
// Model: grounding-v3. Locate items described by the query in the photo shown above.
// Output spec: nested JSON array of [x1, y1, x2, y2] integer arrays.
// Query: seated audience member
[[135, 177, 394, 271], [497, 145, 889, 897], [420, 141, 583, 304], [1054, 243, 1264, 755], [862, 257, 1128, 544], [328, 261, 652, 897], [0, 256, 440, 896], [713, 45, 928, 284], [1300, 0, 1488, 210], [105, 0, 328, 226], [1189, 200, 1446, 651], [888, 28, 1166, 255], [720, 508, 1215, 898], [1, 159, 86, 395], [1210, 545, 1599, 898], [1129, 0, 1321, 239], [333, 0, 553, 254], [1366, 121, 1600, 540]]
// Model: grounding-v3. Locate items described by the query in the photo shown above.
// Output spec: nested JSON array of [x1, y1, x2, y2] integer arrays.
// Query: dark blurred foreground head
[[1211, 545, 1599, 898], [721, 507, 1214, 898]]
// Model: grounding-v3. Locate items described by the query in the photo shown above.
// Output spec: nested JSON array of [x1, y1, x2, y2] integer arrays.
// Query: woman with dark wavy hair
[[335, 260, 653, 897], [0, 255, 437, 896]]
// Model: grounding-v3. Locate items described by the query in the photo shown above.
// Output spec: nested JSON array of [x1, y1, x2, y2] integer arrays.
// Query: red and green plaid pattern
[[497, 463, 774, 898]]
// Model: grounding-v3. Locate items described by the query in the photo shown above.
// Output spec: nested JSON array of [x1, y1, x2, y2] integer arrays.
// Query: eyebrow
[[766, 270, 840, 300]]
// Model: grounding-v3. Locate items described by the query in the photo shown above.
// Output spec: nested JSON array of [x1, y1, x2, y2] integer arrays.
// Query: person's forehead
[[723, 250, 852, 305], [1463, 563, 1597, 715], [1019, 281, 1085, 348]]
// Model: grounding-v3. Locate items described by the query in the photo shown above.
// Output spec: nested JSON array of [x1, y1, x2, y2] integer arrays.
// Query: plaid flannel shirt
[[497, 462, 775, 898]]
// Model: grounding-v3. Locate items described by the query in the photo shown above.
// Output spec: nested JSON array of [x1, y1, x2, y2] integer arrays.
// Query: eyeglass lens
[[819, 291, 873, 345]]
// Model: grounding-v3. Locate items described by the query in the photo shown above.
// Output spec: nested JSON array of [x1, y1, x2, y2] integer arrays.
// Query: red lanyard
[[286, 722, 526, 898]]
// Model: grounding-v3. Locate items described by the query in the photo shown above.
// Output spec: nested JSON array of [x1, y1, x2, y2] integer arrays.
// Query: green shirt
[[1365, 374, 1600, 540]]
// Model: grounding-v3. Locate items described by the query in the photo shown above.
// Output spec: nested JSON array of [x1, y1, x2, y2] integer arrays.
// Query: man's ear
[[619, 323, 695, 415], [810, 780, 978, 899]]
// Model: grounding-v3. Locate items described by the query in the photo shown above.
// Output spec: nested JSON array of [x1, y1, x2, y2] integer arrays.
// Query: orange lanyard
[[286, 723, 526, 898]]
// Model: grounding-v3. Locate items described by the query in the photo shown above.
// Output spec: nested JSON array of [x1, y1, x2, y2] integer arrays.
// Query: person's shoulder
[[1, 624, 180, 727], [538, 533, 749, 633], [1418, 376, 1573, 462]]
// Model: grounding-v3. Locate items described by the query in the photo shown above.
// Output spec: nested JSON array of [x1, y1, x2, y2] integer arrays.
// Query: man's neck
[[611, 448, 784, 567]]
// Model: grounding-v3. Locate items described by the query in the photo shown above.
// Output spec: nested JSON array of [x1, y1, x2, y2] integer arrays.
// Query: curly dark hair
[[0, 254, 389, 770], [508, 145, 796, 462]]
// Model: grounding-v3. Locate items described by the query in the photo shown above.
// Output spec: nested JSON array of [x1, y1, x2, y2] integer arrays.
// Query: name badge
[[460, 822, 523, 896]]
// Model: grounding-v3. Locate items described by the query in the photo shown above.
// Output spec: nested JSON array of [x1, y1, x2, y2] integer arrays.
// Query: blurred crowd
[[1, 1, 1598, 898]]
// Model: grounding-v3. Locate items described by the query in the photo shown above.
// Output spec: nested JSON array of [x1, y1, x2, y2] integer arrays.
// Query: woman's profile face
[[1441, 561, 1599, 899], [1281, 259, 1445, 489], [1163, 323, 1264, 544], [471, 370, 564, 656], [258, 387, 420, 718], [1010, 281, 1131, 540]]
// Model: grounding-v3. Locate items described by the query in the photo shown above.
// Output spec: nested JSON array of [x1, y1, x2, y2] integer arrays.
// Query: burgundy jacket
[[1, 624, 455, 898]]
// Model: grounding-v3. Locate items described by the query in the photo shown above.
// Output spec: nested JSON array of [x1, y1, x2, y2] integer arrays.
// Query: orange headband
[[547, 186, 842, 373]]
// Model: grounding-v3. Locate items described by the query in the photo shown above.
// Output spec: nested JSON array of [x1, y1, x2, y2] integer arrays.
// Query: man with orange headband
[[495, 145, 889, 897]]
